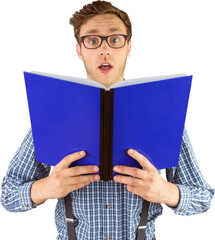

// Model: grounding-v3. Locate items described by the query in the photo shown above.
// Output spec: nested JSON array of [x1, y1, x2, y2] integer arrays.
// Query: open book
[[24, 71, 192, 181]]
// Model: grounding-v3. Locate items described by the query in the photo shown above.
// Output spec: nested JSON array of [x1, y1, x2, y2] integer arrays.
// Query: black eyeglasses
[[79, 34, 130, 49]]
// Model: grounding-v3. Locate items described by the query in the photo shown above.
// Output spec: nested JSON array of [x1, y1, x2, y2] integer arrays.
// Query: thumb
[[56, 151, 86, 170]]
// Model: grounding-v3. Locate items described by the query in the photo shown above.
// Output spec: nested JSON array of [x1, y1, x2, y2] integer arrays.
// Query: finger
[[65, 165, 99, 177], [113, 174, 142, 187], [126, 185, 144, 197], [127, 149, 154, 170], [57, 151, 86, 170], [69, 181, 92, 192], [113, 165, 143, 179], [67, 174, 100, 185]]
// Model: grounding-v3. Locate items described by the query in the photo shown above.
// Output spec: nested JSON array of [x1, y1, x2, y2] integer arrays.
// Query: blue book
[[24, 72, 192, 181]]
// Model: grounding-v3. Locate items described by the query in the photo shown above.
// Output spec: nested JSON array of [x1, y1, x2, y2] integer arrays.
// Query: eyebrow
[[85, 29, 99, 35], [84, 27, 125, 35]]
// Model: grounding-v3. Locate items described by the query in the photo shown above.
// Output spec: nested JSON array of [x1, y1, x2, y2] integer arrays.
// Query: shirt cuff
[[19, 181, 40, 210], [173, 184, 191, 215]]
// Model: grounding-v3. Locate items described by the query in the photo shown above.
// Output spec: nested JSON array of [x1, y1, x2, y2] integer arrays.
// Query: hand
[[31, 151, 100, 204], [113, 149, 180, 207]]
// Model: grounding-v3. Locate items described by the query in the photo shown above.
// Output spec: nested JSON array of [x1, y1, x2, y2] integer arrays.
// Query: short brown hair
[[70, 0, 132, 42]]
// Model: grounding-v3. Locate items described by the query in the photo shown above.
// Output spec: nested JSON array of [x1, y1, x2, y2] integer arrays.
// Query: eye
[[88, 37, 99, 45], [110, 36, 120, 43], [89, 39, 98, 45]]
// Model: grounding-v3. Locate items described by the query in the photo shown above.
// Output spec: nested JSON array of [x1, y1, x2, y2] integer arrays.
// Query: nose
[[99, 39, 111, 56]]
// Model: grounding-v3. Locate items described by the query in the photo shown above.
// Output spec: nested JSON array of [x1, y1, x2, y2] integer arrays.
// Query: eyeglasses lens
[[83, 35, 126, 49]]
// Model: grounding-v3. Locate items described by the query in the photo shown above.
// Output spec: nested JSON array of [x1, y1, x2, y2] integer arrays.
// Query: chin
[[93, 76, 112, 87], [89, 73, 117, 88], [102, 79, 114, 88]]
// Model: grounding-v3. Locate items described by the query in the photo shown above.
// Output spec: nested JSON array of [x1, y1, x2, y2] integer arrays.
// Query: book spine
[[100, 89, 114, 181]]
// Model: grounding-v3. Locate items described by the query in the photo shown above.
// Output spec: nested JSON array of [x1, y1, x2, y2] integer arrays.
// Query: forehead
[[79, 14, 127, 36]]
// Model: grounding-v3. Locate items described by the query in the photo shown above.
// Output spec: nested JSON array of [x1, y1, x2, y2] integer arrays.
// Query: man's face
[[76, 14, 131, 88]]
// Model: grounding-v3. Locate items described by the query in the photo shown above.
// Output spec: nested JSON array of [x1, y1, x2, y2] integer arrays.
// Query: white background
[[0, 0, 214, 239]]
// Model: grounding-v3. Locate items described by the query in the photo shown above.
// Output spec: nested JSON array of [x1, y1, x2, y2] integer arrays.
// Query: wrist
[[30, 177, 48, 205], [162, 180, 180, 208]]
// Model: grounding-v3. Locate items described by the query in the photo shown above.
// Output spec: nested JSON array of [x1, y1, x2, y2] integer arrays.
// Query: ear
[[76, 43, 83, 60], [127, 40, 132, 57]]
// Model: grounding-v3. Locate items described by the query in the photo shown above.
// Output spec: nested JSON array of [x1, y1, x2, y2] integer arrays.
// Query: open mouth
[[98, 63, 113, 73], [99, 64, 112, 70]]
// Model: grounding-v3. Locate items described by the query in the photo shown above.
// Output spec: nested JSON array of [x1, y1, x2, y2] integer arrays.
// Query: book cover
[[24, 72, 192, 181]]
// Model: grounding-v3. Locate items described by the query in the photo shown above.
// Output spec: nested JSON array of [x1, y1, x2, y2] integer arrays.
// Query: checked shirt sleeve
[[1, 129, 51, 212], [166, 128, 214, 216]]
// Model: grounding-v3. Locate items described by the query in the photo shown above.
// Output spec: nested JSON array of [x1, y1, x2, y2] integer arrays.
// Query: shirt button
[[106, 205, 110, 209], [24, 203, 29, 207], [106, 236, 111, 239], [179, 209, 183, 212]]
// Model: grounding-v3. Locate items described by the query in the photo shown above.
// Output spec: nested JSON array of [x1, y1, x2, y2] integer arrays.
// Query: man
[[1, 1, 214, 240]]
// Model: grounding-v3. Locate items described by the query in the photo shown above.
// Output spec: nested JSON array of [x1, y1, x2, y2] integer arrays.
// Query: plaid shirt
[[1, 128, 214, 240]]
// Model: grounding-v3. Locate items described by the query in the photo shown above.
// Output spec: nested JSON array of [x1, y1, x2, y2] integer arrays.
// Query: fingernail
[[128, 149, 134, 154], [113, 166, 118, 171], [94, 175, 99, 180], [80, 151, 85, 156], [93, 166, 99, 172], [114, 176, 117, 181]]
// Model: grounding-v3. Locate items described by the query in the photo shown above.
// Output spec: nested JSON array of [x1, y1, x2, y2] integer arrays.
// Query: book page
[[110, 73, 187, 89], [31, 71, 106, 89], [31, 71, 187, 91]]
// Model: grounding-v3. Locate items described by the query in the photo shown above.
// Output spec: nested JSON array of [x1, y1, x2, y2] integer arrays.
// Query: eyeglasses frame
[[79, 34, 130, 49]]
